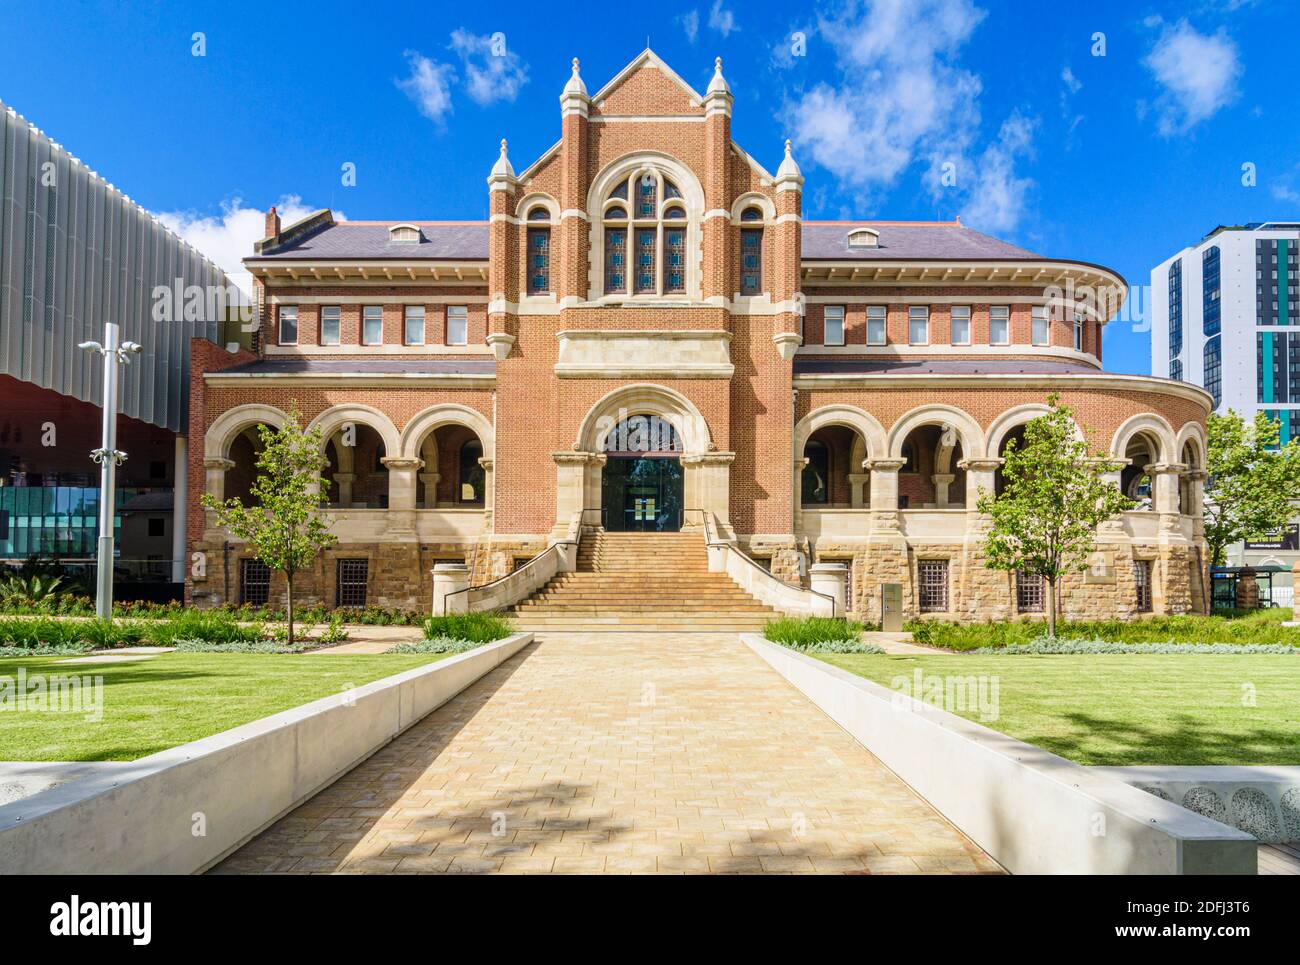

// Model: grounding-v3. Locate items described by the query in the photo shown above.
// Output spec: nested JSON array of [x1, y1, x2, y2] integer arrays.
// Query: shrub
[[763, 616, 881, 653], [141, 609, 264, 646], [907, 609, 1300, 650], [421, 612, 513, 644], [390, 637, 494, 655], [971, 636, 1300, 655], [171, 639, 307, 654]]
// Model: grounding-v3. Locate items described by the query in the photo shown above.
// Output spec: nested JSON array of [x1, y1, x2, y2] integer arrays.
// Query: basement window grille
[[1016, 571, 1044, 613], [1134, 560, 1153, 613], [336, 558, 370, 608], [239, 559, 271, 606], [918, 560, 949, 612]]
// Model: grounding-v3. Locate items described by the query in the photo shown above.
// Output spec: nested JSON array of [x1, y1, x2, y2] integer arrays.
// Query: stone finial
[[563, 57, 588, 97], [707, 56, 730, 95], [777, 139, 803, 180], [490, 138, 515, 179]]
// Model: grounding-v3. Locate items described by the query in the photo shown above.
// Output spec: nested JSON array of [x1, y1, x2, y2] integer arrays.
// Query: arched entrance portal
[[600, 414, 684, 531]]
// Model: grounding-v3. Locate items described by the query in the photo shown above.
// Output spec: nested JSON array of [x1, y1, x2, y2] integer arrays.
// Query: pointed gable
[[590, 49, 704, 117]]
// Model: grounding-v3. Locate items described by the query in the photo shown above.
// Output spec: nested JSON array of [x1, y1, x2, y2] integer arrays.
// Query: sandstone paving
[[210, 631, 1002, 875]]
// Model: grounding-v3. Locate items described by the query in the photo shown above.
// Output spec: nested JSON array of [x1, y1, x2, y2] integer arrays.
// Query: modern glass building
[[0, 99, 240, 593]]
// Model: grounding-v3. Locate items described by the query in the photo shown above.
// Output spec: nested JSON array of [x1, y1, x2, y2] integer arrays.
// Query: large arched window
[[603, 170, 688, 296]]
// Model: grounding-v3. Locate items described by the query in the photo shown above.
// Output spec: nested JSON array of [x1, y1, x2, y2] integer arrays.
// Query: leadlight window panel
[[239, 558, 271, 607], [909, 305, 929, 345], [950, 305, 971, 344], [404, 305, 425, 345], [526, 207, 550, 221], [664, 227, 686, 293], [320, 305, 340, 346], [663, 178, 682, 200], [634, 228, 656, 294], [824, 305, 845, 346], [1032, 305, 1050, 345], [446, 306, 468, 345], [866, 305, 887, 345], [1073, 312, 1084, 352], [918, 560, 949, 612], [527, 227, 550, 294], [1133, 560, 1152, 613], [362, 305, 383, 345], [605, 227, 627, 293], [740, 206, 763, 222], [609, 180, 629, 201], [336, 558, 369, 608], [1016, 571, 1044, 613], [990, 305, 1010, 345], [740, 228, 762, 295], [278, 306, 298, 345], [636, 177, 657, 218]]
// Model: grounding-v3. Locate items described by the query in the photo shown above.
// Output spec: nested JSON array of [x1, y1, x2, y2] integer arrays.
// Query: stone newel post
[[810, 562, 848, 617], [432, 563, 470, 616]]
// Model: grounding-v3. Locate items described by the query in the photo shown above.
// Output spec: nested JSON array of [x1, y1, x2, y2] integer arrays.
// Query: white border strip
[[0, 633, 534, 875], [742, 634, 1256, 875]]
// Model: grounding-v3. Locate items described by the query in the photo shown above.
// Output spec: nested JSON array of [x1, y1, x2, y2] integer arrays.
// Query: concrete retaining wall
[[1093, 766, 1300, 844], [0, 632, 533, 875], [743, 634, 1257, 875]]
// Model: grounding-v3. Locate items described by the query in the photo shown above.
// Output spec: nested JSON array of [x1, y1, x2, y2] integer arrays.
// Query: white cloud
[[708, 0, 738, 37], [1060, 65, 1081, 94], [786, 0, 986, 192], [397, 50, 456, 125], [678, 9, 700, 43], [449, 29, 529, 106], [1142, 20, 1242, 136], [153, 195, 339, 296], [960, 112, 1037, 233]]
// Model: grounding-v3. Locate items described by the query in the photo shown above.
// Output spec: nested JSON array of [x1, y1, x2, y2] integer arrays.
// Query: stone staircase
[[506, 531, 780, 632]]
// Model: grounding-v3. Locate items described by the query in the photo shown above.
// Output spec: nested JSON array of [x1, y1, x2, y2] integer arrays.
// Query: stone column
[[418, 472, 441, 509], [203, 457, 234, 503], [478, 457, 495, 523], [553, 451, 598, 537], [866, 458, 905, 529], [683, 451, 735, 530], [1235, 566, 1259, 609], [932, 473, 955, 508], [810, 562, 848, 617], [959, 458, 1002, 509], [332, 472, 355, 508], [431, 562, 470, 615], [859, 458, 908, 623], [381, 457, 423, 511], [848, 471, 870, 509], [1147, 462, 1188, 516]]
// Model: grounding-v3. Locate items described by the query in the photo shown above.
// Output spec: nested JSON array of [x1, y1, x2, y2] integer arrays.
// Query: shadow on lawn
[[1022, 710, 1300, 767]]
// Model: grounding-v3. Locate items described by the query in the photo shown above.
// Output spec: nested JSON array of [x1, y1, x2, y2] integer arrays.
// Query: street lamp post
[[79, 322, 142, 620]]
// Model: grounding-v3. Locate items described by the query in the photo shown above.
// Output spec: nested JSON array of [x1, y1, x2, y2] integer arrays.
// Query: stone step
[[514, 603, 777, 613]]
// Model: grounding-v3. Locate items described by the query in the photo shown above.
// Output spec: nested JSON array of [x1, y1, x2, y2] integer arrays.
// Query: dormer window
[[389, 224, 423, 245], [847, 227, 879, 248]]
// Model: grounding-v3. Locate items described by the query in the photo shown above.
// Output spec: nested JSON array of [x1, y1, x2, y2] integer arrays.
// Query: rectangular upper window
[[866, 305, 886, 345], [950, 305, 971, 345], [446, 306, 468, 345], [404, 305, 425, 346], [989, 305, 1010, 345], [740, 228, 762, 295], [1073, 311, 1084, 352], [1032, 305, 1051, 346], [909, 306, 929, 345], [823, 305, 845, 346], [278, 305, 298, 345], [527, 227, 550, 294], [362, 305, 383, 346], [320, 306, 340, 346]]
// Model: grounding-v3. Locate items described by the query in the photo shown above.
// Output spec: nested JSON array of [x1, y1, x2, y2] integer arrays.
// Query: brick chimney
[[264, 205, 280, 240]]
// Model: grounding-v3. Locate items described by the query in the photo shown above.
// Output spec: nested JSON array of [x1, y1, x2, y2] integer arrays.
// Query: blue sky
[[2, 0, 1298, 374]]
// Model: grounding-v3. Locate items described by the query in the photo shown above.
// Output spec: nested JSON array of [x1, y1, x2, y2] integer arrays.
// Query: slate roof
[[793, 358, 1100, 377], [218, 358, 496, 376], [247, 219, 1043, 262], [801, 222, 1040, 260]]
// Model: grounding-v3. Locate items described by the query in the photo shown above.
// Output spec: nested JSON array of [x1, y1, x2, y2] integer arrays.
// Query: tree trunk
[[1046, 575, 1058, 638], [286, 572, 295, 648]]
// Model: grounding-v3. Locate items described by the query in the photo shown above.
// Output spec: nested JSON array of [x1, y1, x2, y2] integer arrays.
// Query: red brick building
[[188, 51, 1210, 621]]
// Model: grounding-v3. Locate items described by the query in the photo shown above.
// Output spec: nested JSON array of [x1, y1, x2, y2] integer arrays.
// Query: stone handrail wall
[[455, 510, 587, 614]]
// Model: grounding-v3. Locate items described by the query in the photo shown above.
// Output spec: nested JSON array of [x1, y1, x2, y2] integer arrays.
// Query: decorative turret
[[487, 138, 516, 190], [702, 56, 732, 117], [560, 57, 590, 117], [775, 139, 803, 190]]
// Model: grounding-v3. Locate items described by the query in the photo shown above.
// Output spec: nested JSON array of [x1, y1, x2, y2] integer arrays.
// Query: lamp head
[[78, 340, 102, 353]]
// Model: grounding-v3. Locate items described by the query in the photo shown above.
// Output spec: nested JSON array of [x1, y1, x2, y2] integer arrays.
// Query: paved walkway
[[211, 632, 1001, 875]]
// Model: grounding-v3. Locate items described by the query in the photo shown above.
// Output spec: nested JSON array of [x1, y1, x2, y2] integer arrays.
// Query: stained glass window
[[741, 228, 762, 295], [664, 228, 685, 293], [636, 177, 657, 218], [527, 228, 550, 294], [635, 229, 656, 294], [605, 228, 627, 294]]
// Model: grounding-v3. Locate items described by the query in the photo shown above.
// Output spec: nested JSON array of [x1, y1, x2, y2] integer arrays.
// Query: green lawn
[[0, 652, 447, 762], [818, 652, 1300, 766]]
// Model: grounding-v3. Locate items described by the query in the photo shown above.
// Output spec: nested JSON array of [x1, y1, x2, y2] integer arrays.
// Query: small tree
[[977, 396, 1133, 636], [1204, 410, 1300, 567], [201, 404, 336, 646]]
